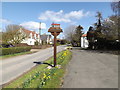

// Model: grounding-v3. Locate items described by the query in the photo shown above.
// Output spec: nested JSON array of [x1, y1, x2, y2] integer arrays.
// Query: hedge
[[0, 46, 31, 56]]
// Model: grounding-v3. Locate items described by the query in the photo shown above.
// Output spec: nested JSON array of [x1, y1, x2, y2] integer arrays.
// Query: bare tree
[[64, 25, 77, 43], [111, 1, 120, 41], [5, 24, 21, 32], [111, 1, 120, 15], [64, 25, 83, 46], [2, 24, 26, 44], [102, 15, 118, 40]]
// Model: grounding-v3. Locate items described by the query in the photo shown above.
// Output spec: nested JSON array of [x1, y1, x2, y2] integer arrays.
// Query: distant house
[[2, 28, 52, 45], [81, 34, 89, 48], [40, 34, 52, 44], [19, 28, 52, 45], [19, 28, 41, 45]]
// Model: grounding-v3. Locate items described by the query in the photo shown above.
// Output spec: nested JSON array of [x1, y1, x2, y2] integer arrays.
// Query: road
[[63, 49, 118, 88], [0, 45, 66, 85]]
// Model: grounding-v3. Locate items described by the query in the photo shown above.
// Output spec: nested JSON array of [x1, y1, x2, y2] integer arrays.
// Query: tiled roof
[[82, 34, 87, 37], [22, 29, 39, 37]]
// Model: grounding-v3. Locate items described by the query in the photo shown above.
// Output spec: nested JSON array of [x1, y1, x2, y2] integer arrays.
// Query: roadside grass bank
[[0, 51, 37, 60], [3, 50, 72, 88]]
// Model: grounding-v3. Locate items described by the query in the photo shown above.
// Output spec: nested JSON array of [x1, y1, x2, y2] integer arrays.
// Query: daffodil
[[48, 76, 50, 79], [43, 73, 46, 78]]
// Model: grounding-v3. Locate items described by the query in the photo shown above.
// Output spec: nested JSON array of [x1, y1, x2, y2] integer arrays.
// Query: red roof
[[51, 23, 60, 25], [22, 29, 39, 37], [82, 34, 87, 37]]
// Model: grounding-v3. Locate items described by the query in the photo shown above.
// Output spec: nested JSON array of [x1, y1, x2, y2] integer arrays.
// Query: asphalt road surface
[[0, 45, 66, 85], [63, 49, 118, 88]]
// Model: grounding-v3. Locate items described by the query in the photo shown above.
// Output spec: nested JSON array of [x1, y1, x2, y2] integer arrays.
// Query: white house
[[81, 34, 89, 48], [19, 28, 41, 45], [19, 28, 52, 45]]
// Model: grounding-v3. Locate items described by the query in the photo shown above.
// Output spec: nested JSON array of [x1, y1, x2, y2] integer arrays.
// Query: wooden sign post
[[48, 23, 63, 67]]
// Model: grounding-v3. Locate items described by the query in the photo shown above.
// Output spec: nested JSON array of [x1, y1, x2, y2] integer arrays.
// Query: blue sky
[[1, 2, 113, 38]]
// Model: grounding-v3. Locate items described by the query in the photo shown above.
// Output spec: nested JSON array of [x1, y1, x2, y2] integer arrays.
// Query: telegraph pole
[[39, 22, 41, 45]]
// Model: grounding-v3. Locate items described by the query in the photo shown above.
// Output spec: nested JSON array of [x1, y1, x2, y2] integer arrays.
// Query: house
[[19, 28, 52, 45], [40, 34, 52, 44], [19, 28, 41, 45], [81, 34, 89, 48]]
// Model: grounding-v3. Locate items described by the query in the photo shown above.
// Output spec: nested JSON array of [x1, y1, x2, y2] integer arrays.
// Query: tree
[[88, 12, 107, 49], [64, 25, 77, 43], [2, 24, 26, 44], [94, 11, 103, 39], [92, 11, 120, 49], [87, 26, 96, 49], [102, 15, 119, 40], [111, 1, 120, 15], [72, 25, 83, 46], [87, 3, 120, 50], [95, 11, 102, 21], [64, 25, 83, 46], [111, 1, 120, 42]]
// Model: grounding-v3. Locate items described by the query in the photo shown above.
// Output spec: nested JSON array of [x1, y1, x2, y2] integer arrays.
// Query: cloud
[[0, 18, 12, 24], [38, 10, 92, 23], [20, 21, 46, 30]]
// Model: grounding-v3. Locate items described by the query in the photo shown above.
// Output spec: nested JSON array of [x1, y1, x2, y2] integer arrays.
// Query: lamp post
[[39, 22, 41, 45], [48, 23, 63, 67]]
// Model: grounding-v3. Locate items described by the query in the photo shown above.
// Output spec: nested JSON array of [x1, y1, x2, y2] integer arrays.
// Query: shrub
[[0, 46, 31, 56]]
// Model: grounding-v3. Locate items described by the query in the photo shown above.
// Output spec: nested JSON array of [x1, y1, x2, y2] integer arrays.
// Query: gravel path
[[63, 49, 118, 88]]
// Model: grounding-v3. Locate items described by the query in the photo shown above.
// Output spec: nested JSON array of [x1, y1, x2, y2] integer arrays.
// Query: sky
[[1, 2, 114, 38]]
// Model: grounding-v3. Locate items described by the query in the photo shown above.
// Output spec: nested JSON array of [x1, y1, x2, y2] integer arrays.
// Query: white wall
[[21, 38, 35, 45], [27, 39, 35, 45], [81, 37, 89, 48], [20, 29, 51, 45]]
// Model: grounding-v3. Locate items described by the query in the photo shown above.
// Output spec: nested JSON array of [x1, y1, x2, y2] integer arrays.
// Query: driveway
[[63, 49, 118, 88], [0, 45, 66, 85]]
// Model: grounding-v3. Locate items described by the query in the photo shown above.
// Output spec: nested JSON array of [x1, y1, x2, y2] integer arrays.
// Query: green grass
[[3, 50, 72, 88], [0, 51, 36, 59]]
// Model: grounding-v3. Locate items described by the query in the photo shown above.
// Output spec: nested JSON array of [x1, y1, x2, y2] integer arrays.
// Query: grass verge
[[0, 51, 37, 60], [3, 50, 72, 88]]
